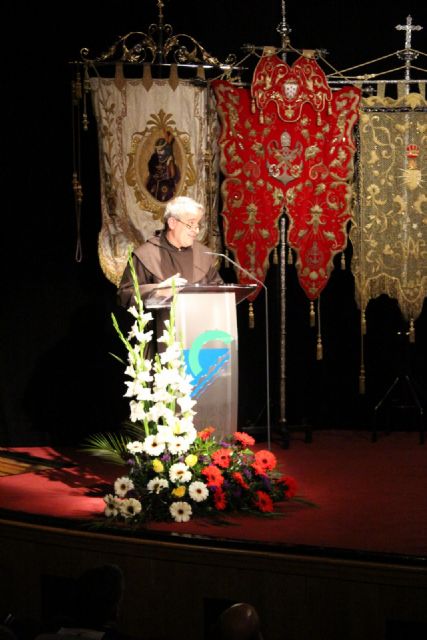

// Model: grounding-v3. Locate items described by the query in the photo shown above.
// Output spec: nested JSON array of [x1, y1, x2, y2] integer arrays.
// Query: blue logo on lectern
[[183, 330, 233, 398]]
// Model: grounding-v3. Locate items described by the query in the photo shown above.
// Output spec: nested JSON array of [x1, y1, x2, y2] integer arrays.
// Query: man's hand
[[157, 273, 188, 288]]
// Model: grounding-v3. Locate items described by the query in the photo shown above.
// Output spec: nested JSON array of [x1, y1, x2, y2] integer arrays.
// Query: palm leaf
[[81, 432, 129, 465]]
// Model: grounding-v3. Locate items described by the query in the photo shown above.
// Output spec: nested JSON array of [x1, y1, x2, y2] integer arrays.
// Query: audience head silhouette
[[217, 603, 263, 640], [72, 564, 124, 630]]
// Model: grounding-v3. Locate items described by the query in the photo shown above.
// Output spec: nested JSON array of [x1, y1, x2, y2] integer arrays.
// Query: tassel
[[249, 302, 255, 329], [309, 301, 315, 327], [259, 111, 264, 124], [359, 311, 366, 394], [251, 98, 256, 114], [359, 364, 366, 395], [409, 318, 415, 343], [273, 247, 278, 264], [316, 335, 323, 360], [341, 252, 346, 270], [327, 103, 332, 116], [361, 309, 366, 336], [287, 247, 293, 264], [316, 297, 323, 360]]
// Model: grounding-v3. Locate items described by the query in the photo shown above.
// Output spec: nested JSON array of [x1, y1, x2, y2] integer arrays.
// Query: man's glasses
[[174, 216, 200, 231]]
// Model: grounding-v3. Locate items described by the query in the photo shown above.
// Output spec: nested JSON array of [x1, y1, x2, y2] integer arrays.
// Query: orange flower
[[278, 475, 297, 498], [213, 487, 227, 510], [202, 464, 224, 487], [254, 490, 273, 513], [232, 471, 250, 489], [254, 449, 277, 471], [251, 461, 267, 477], [233, 431, 255, 447], [212, 447, 232, 469], [199, 426, 215, 441]]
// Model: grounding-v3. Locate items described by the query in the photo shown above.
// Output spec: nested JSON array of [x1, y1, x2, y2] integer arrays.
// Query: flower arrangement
[[84, 256, 299, 524]]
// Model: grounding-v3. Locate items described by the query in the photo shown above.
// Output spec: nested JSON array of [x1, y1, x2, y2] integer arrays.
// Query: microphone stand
[[205, 252, 271, 450]]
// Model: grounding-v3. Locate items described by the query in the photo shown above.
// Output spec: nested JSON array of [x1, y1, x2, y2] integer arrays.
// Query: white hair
[[164, 196, 205, 223]]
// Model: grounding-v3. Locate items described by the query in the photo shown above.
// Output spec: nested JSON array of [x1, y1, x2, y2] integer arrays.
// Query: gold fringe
[[259, 110, 264, 124], [309, 301, 315, 328], [249, 302, 255, 329], [341, 252, 346, 270], [409, 318, 415, 343], [251, 98, 256, 114]]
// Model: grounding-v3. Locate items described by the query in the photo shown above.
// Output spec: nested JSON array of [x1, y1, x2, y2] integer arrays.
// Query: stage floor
[[1, 429, 426, 563]]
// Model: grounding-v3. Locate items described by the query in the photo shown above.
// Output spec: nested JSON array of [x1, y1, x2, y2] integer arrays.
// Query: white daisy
[[189, 481, 209, 502], [126, 440, 144, 454], [120, 498, 142, 519], [169, 501, 192, 522], [103, 493, 120, 517], [142, 435, 166, 457], [114, 476, 134, 497], [168, 435, 191, 455], [169, 462, 192, 483], [147, 477, 169, 493]]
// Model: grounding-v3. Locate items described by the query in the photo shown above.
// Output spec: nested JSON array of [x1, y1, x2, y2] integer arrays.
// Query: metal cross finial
[[396, 15, 423, 86], [395, 15, 422, 50]]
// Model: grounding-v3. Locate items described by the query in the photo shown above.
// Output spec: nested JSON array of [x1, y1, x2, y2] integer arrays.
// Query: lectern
[[146, 283, 256, 438]]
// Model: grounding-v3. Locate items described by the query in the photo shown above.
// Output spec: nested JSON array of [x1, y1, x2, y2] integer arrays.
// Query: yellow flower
[[152, 459, 164, 473], [172, 486, 186, 498], [185, 454, 198, 468]]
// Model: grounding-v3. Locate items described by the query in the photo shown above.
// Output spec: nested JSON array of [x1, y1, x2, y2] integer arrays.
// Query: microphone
[[204, 251, 271, 450]]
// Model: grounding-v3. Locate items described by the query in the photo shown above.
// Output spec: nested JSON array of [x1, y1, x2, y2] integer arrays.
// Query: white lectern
[[146, 284, 256, 438]]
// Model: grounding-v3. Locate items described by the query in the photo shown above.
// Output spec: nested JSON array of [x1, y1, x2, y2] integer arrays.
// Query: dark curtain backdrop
[[1, 0, 426, 445]]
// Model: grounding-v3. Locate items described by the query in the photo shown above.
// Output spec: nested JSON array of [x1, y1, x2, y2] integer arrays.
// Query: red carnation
[[254, 490, 273, 513], [202, 464, 224, 487], [254, 449, 277, 471], [212, 448, 232, 469], [233, 431, 255, 447], [214, 487, 227, 510], [232, 471, 250, 490], [278, 475, 297, 498], [199, 426, 215, 441], [252, 461, 267, 477]]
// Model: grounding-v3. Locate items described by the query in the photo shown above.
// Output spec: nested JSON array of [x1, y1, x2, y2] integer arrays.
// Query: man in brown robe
[[117, 195, 223, 309]]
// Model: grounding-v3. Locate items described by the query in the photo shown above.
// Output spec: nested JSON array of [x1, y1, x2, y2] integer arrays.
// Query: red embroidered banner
[[213, 80, 285, 300], [213, 55, 360, 301]]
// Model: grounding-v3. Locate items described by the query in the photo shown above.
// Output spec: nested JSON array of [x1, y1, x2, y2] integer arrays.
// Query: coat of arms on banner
[[126, 109, 197, 219]]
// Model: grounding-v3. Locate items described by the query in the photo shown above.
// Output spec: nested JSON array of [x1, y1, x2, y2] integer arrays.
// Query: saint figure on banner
[[146, 132, 181, 202]]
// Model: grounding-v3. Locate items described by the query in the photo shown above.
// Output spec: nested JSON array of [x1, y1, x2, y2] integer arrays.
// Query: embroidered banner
[[90, 74, 219, 284], [213, 54, 360, 301], [213, 80, 285, 300], [351, 91, 427, 326]]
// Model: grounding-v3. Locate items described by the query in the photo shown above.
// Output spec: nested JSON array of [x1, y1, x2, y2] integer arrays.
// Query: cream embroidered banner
[[351, 92, 427, 327], [90, 76, 219, 284]]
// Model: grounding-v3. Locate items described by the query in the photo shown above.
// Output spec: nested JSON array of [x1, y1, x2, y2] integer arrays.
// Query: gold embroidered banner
[[351, 92, 427, 326], [90, 74, 219, 284]]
